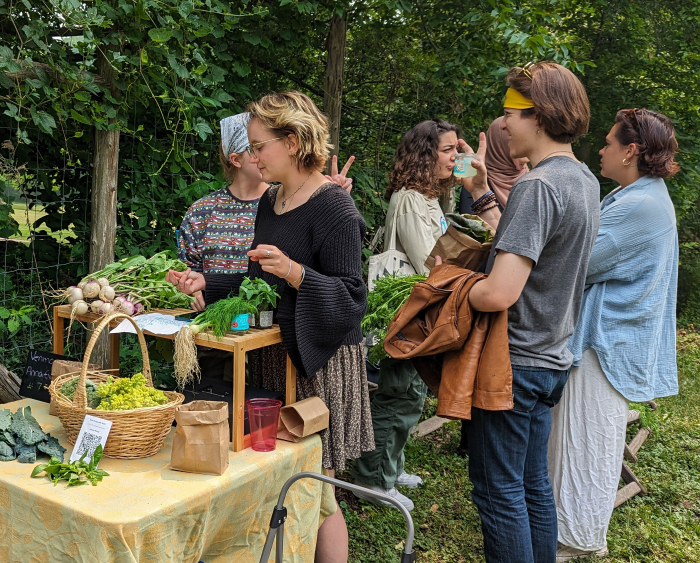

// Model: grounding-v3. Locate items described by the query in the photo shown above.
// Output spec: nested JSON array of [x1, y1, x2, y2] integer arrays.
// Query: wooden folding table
[[52, 304, 296, 452]]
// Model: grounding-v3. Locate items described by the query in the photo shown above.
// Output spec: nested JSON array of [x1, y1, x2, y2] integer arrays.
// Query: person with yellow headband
[[442, 61, 600, 563]]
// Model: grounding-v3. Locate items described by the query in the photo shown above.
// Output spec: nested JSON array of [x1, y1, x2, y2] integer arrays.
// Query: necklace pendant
[[281, 201, 286, 210]]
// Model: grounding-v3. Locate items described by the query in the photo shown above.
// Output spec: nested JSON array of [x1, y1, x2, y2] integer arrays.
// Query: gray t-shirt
[[486, 156, 600, 369]]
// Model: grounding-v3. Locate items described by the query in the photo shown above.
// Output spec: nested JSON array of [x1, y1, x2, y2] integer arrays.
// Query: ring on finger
[[266, 250, 271, 258]]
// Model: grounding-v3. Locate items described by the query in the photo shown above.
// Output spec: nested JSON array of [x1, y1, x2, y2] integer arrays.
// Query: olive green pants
[[352, 358, 427, 489]]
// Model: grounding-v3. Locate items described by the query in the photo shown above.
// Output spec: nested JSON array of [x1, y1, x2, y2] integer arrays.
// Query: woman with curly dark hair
[[352, 118, 465, 510], [549, 109, 680, 562], [380, 119, 462, 273]]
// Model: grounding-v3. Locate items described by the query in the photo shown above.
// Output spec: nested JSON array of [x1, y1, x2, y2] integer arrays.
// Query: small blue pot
[[230, 313, 250, 331]]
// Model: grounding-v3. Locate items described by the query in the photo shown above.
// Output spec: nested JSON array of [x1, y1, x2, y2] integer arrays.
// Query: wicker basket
[[49, 312, 185, 459]]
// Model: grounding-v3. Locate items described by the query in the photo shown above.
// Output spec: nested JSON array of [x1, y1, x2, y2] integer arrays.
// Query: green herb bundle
[[59, 377, 101, 409], [31, 445, 109, 487], [362, 274, 426, 364], [188, 295, 257, 338]]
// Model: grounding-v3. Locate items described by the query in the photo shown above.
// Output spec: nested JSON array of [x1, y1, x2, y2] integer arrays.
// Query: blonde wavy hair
[[247, 91, 331, 171]]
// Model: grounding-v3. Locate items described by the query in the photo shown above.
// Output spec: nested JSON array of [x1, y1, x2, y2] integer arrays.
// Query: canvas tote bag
[[367, 199, 417, 290]]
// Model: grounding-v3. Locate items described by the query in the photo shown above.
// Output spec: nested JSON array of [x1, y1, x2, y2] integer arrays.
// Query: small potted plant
[[228, 296, 257, 332], [238, 277, 281, 328]]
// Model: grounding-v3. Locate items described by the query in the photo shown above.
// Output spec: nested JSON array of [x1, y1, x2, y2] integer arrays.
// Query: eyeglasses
[[245, 136, 285, 158], [623, 108, 647, 146]]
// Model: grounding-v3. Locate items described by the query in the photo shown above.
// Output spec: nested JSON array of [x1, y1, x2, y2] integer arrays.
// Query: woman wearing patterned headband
[[549, 109, 680, 562], [177, 113, 269, 311]]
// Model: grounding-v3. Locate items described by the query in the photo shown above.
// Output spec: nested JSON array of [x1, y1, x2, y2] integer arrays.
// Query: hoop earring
[[622, 158, 631, 166]]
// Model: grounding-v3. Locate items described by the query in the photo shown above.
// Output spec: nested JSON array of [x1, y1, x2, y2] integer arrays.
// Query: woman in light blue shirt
[[548, 109, 680, 562]]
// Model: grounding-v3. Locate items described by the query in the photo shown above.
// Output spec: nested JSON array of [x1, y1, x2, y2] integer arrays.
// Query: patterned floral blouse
[[178, 187, 262, 274]]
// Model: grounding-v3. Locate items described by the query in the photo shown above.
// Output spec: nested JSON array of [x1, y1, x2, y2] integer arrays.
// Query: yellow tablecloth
[[0, 399, 336, 563]]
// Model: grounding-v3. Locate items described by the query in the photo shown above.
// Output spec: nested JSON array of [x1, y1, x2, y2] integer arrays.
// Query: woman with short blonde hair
[[168, 91, 371, 563]]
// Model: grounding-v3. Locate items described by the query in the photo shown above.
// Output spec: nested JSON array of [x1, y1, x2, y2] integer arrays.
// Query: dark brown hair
[[386, 119, 461, 200], [614, 109, 680, 178], [218, 141, 237, 182], [507, 61, 590, 143]]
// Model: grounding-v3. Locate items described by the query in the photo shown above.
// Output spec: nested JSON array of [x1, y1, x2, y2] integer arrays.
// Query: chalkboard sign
[[19, 350, 77, 402]]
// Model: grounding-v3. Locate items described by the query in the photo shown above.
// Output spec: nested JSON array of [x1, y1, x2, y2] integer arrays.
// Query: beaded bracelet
[[472, 190, 494, 207], [471, 192, 498, 214], [479, 203, 499, 213]]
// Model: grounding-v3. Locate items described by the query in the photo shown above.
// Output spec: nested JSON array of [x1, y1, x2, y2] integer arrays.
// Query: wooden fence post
[[323, 12, 347, 173], [88, 51, 119, 369]]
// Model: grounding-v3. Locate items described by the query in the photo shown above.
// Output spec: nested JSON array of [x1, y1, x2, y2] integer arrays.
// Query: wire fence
[[0, 115, 219, 378]]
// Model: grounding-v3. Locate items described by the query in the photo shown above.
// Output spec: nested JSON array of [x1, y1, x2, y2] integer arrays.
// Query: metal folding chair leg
[[259, 471, 417, 563]]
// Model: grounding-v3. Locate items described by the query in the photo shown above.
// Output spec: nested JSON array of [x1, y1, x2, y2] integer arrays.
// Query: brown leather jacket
[[384, 264, 513, 420]]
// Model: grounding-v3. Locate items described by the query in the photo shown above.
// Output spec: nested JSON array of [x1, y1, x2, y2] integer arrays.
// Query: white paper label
[[70, 415, 112, 463]]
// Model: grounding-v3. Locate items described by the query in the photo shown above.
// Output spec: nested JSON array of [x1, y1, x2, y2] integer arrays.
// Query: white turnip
[[119, 300, 135, 316], [72, 300, 89, 316], [99, 286, 116, 302], [83, 281, 100, 299], [90, 300, 104, 314], [97, 277, 110, 288], [98, 302, 112, 315], [66, 287, 84, 304]]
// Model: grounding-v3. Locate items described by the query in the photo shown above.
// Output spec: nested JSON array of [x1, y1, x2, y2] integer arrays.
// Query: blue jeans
[[467, 365, 570, 563]]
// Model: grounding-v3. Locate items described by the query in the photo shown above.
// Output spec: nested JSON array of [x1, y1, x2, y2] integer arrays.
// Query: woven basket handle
[[73, 312, 153, 409]]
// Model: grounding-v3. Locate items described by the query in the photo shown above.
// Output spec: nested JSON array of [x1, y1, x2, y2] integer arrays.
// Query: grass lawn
[[9, 202, 75, 241], [340, 330, 700, 562]]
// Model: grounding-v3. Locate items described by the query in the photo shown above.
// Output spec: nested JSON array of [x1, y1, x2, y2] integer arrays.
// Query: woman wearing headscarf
[[178, 112, 269, 311], [459, 116, 529, 213]]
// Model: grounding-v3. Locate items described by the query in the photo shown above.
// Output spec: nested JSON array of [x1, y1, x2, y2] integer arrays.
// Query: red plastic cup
[[246, 398, 282, 452]]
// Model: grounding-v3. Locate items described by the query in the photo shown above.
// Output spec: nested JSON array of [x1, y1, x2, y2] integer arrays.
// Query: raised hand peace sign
[[324, 154, 355, 193]]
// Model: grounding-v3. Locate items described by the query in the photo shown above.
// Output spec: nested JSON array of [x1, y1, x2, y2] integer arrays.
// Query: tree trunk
[[88, 51, 119, 369], [323, 13, 347, 173], [0, 362, 22, 404]]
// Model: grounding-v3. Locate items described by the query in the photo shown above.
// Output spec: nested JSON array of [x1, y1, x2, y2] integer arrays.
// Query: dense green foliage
[[0, 0, 699, 377]]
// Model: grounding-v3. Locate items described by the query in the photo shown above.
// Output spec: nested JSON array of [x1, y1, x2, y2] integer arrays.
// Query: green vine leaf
[[148, 28, 174, 42]]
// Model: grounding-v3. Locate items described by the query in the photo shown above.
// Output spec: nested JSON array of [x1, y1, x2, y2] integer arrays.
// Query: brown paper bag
[[424, 215, 496, 271], [50, 360, 99, 415], [277, 397, 329, 443], [171, 401, 230, 475]]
